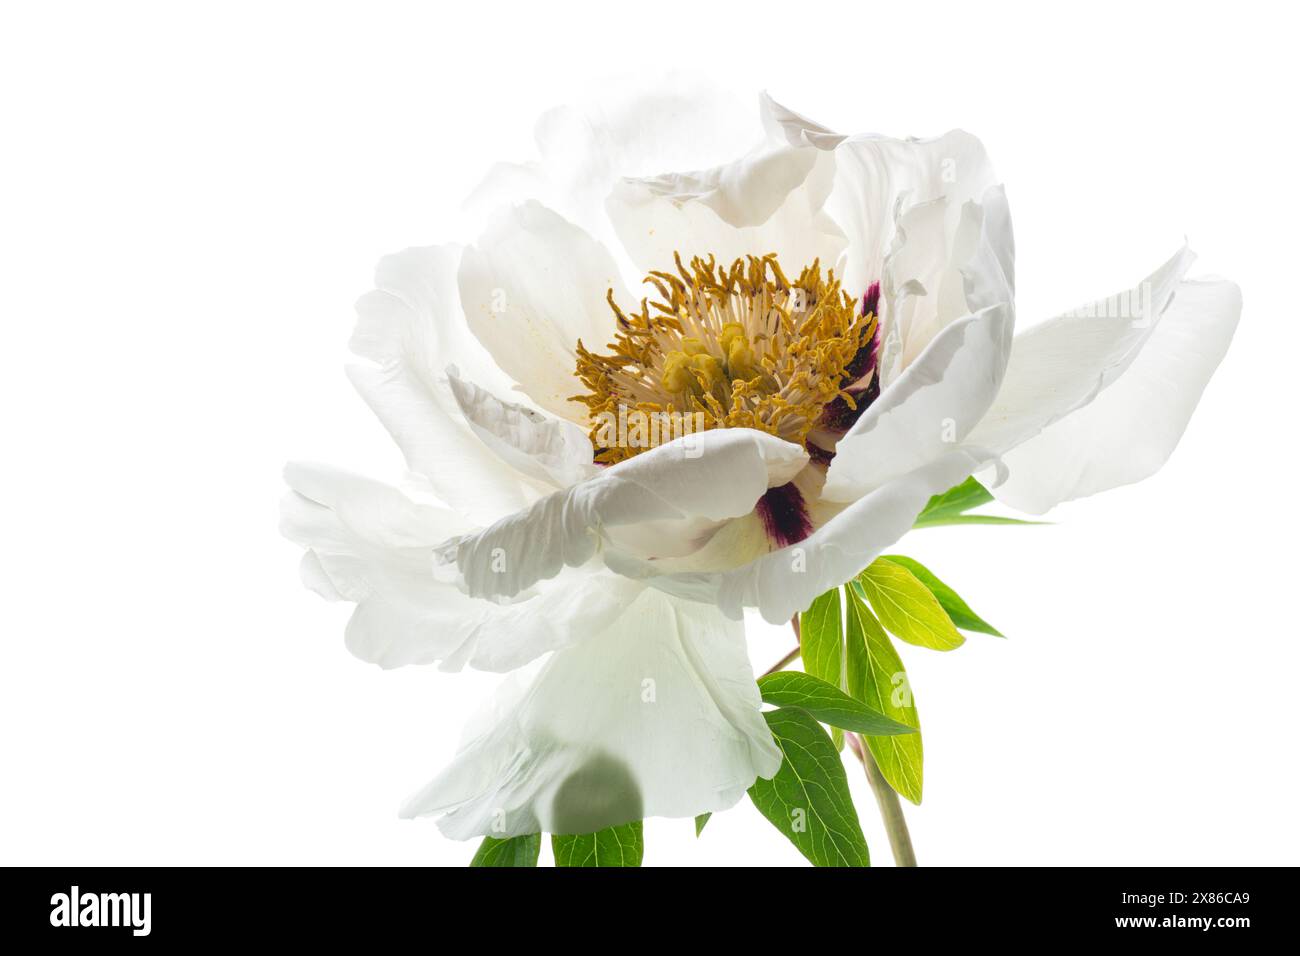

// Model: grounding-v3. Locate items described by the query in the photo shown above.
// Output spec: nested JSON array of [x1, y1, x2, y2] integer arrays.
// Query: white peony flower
[[282, 78, 1239, 842]]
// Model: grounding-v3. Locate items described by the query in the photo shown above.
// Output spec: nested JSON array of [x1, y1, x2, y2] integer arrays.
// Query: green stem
[[848, 733, 917, 867], [768, 615, 916, 865]]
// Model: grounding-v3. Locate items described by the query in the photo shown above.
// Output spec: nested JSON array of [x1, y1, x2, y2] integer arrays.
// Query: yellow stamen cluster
[[572, 252, 878, 464]]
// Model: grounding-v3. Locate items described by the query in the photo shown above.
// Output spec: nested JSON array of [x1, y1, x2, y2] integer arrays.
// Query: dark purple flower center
[[808, 280, 883, 463], [755, 482, 813, 548]]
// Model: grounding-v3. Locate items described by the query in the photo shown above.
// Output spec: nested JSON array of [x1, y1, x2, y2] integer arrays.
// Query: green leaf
[[912, 476, 1045, 529], [799, 587, 845, 748], [551, 823, 643, 867], [845, 587, 923, 804], [747, 708, 870, 866], [916, 476, 993, 522], [757, 671, 918, 736], [883, 554, 1003, 637], [858, 558, 964, 651], [469, 833, 541, 867], [913, 513, 1046, 529], [694, 813, 711, 837]]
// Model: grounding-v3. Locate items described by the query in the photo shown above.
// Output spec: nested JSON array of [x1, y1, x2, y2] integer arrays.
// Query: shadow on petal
[[550, 752, 644, 835]]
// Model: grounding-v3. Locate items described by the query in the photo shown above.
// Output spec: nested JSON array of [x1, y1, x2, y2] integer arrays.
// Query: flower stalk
[[847, 732, 917, 867], [761, 617, 804, 676], [767, 614, 915, 866], [761, 646, 802, 677]]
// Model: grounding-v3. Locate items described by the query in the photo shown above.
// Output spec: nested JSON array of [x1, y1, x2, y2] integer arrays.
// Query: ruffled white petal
[[822, 302, 1014, 502], [400, 587, 781, 838], [444, 366, 597, 489], [606, 449, 986, 624], [282, 461, 472, 550], [465, 74, 758, 250], [606, 142, 846, 278], [760, 93, 847, 150], [349, 245, 545, 524], [457, 201, 628, 422], [281, 463, 642, 672], [760, 93, 999, 298], [355, 244, 518, 396], [879, 185, 1015, 382], [446, 429, 809, 600], [976, 276, 1240, 513], [819, 182, 1013, 502], [966, 246, 1195, 458]]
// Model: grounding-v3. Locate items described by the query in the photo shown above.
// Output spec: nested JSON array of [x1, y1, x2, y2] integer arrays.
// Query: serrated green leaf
[[747, 708, 870, 866], [551, 822, 643, 867], [469, 833, 541, 867], [694, 813, 711, 837], [845, 587, 923, 804], [758, 671, 918, 736], [883, 554, 1003, 637], [799, 587, 845, 748], [859, 558, 964, 651]]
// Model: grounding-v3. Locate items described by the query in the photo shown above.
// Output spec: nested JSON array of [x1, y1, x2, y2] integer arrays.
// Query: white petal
[[465, 74, 758, 245], [447, 429, 809, 600], [282, 462, 470, 549], [976, 277, 1240, 513], [606, 143, 847, 278], [536, 75, 755, 194], [960, 187, 1017, 315], [760, 91, 846, 150], [355, 244, 517, 396], [349, 245, 543, 523], [444, 366, 597, 489], [822, 301, 1014, 502], [457, 201, 629, 422], [281, 463, 640, 672], [879, 185, 1016, 383], [879, 197, 953, 379], [400, 588, 781, 838], [966, 246, 1195, 457], [346, 365, 544, 525], [347, 563, 644, 674], [760, 94, 999, 298], [607, 449, 986, 624]]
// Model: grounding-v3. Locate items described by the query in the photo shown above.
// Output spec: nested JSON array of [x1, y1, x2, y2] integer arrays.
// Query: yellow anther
[[719, 322, 748, 353], [575, 250, 875, 464], [661, 351, 696, 394], [691, 352, 725, 391], [726, 336, 760, 381]]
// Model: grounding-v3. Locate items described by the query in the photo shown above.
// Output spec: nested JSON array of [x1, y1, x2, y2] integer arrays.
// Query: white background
[[2, 0, 1296, 866]]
